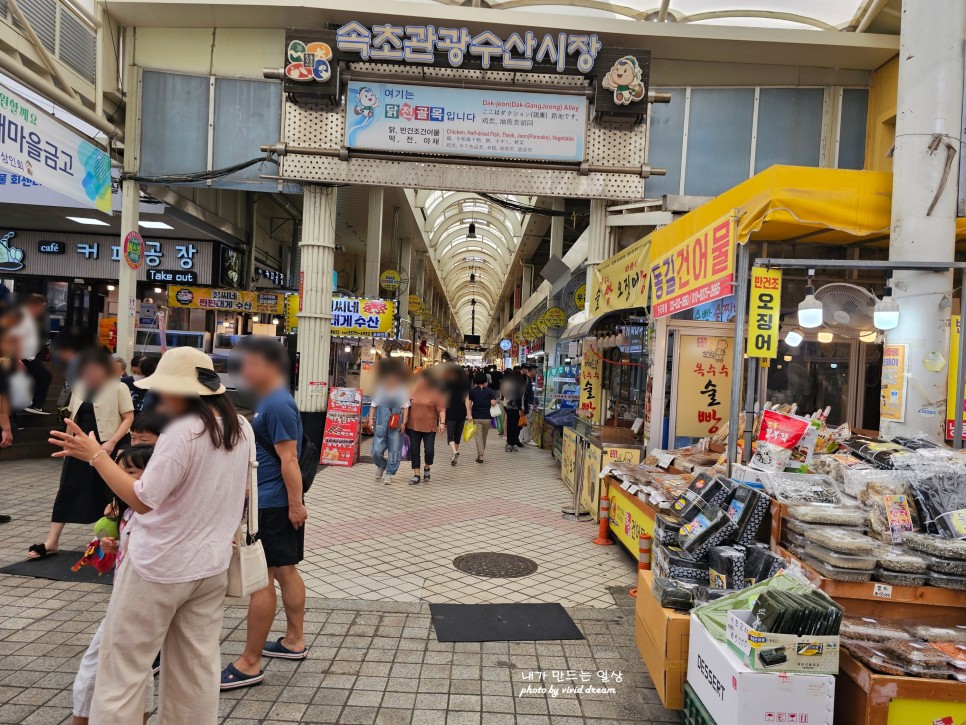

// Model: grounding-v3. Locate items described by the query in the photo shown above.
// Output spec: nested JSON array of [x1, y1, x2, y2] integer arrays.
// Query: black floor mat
[[0, 551, 114, 585], [429, 603, 584, 642]]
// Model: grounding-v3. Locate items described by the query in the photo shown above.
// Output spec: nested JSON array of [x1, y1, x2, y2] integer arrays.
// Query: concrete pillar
[[398, 236, 412, 319], [584, 199, 610, 314], [522, 264, 534, 303], [545, 199, 564, 367], [354, 253, 365, 295], [365, 187, 383, 297], [882, 0, 966, 438], [115, 64, 141, 364], [295, 185, 337, 430]]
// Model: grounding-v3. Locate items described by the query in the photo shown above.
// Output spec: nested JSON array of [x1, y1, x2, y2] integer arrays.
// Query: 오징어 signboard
[[344, 81, 586, 163], [0, 87, 111, 213]]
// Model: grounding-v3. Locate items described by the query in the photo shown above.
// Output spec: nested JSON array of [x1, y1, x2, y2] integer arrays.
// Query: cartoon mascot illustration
[[602, 55, 645, 105], [353, 87, 380, 119]]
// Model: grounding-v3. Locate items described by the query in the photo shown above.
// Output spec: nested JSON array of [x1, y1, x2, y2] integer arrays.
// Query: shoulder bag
[[253, 428, 320, 493], [227, 417, 270, 598]]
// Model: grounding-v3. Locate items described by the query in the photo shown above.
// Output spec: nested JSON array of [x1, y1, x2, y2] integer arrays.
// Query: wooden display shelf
[[775, 545, 966, 619], [836, 649, 966, 725]]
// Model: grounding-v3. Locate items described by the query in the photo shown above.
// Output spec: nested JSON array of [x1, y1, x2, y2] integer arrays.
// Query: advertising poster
[[880, 342, 908, 423], [578, 344, 603, 423], [651, 215, 737, 318], [0, 87, 111, 213], [167, 286, 284, 314], [331, 297, 396, 338], [321, 387, 362, 467], [675, 335, 732, 438], [746, 267, 782, 358], [948, 314, 962, 439], [590, 239, 651, 315], [345, 81, 586, 162], [285, 294, 299, 333]]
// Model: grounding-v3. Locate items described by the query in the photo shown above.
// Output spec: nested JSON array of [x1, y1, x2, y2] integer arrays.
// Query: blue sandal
[[220, 663, 264, 690], [262, 637, 308, 660]]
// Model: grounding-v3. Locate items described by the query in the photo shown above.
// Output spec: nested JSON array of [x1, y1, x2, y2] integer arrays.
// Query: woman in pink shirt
[[49, 347, 250, 724]]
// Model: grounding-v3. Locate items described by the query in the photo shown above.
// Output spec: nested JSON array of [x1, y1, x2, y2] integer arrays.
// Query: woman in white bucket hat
[[50, 346, 251, 724]]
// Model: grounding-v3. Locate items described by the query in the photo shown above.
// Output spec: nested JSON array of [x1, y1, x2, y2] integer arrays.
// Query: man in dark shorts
[[222, 336, 308, 690]]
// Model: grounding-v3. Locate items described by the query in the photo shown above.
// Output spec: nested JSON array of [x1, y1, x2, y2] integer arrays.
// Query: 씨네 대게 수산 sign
[[331, 297, 397, 338], [0, 87, 111, 213]]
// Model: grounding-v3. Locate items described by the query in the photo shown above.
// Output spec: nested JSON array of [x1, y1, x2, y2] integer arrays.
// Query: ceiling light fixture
[[798, 271, 823, 328], [138, 220, 174, 230], [817, 331, 834, 343], [252, 315, 260, 322], [153, 287, 162, 293], [466, 222, 476, 239], [106, 284, 115, 291], [66, 216, 109, 226], [859, 330, 877, 343], [784, 327, 804, 347], [874, 282, 900, 330], [271, 317, 280, 325]]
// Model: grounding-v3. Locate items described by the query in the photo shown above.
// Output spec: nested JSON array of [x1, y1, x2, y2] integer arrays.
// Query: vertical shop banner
[[321, 388, 362, 466], [0, 87, 111, 213], [746, 267, 782, 358], [285, 294, 299, 333], [345, 81, 586, 163], [590, 239, 651, 315], [947, 315, 963, 439], [578, 344, 603, 423], [675, 335, 732, 438], [880, 343, 909, 423], [651, 215, 737, 318]]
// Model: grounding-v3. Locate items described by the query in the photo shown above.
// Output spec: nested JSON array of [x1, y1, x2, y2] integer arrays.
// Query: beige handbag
[[226, 417, 269, 598]]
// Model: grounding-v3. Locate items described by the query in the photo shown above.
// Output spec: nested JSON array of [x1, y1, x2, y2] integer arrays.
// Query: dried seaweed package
[[678, 505, 739, 558], [653, 513, 683, 547], [651, 575, 697, 611], [670, 473, 735, 521], [744, 545, 785, 585], [709, 546, 745, 589], [653, 541, 710, 581], [725, 484, 770, 545]]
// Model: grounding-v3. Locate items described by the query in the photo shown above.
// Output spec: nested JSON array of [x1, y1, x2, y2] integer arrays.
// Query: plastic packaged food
[[904, 532, 966, 561], [782, 517, 810, 535], [653, 542, 709, 582], [804, 542, 876, 570], [780, 528, 808, 550], [907, 624, 966, 645], [874, 568, 925, 587], [651, 575, 698, 611], [709, 546, 745, 589], [725, 484, 770, 545], [768, 473, 842, 505], [785, 503, 866, 526], [925, 554, 966, 576], [695, 586, 740, 603], [874, 546, 928, 574], [803, 527, 876, 555], [880, 640, 951, 671], [653, 513, 682, 547], [842, 640, 910, 675], [677, 504, 739, 558], [930, 642, 966, 668], [802, 555, 874, 582], [841, 616, 913, 642], [750, 410, 813, 473], [670, 473, 735, 522], [743, 545, 786, 585], [842, 436, 915, 470], [811, 453, 874, 485], [928, 571, 966, 591], [907, 471, 966, 538]]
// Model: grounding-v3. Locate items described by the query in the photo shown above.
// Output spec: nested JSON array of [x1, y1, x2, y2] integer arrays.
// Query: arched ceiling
[[422, 190, 527, 336]]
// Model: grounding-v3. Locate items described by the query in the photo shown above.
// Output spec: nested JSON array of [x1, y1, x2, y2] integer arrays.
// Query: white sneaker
[[375, 468, 384, 481], [382, 472, 393, 485], [23, 407, 49, 415]]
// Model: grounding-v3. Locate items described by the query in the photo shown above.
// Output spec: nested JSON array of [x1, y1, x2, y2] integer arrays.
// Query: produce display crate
[[681, 682, 716, 725]]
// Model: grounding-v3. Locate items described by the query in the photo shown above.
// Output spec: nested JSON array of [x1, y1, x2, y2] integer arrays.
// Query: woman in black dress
[[28, 348, 134, 559]]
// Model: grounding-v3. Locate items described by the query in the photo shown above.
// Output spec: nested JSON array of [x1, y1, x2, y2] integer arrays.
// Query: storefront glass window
[[644, 87, 685, 198], [684, 88, 755, 196], [766, 340, 851, 425], [838, 88, 870, 170], [754, 88, 824, 173]]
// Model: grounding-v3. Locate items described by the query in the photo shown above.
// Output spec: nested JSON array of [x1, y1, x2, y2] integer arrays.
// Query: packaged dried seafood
[[928, 571, 966, 591], [724, 484, 770, 545], [873, 568, 925, 587], [904, 532, 966, 561], [768, 473, 841, 505], [677, 504, 739, 558], [670, 473, 735, 521], [653, 513, 682, 547], [811, 453, 874, 485], [880, 640, 951, 671], [651, 575, 698, 611], [840, 615, 914, 643], [802, 555, 874, 582], [842, 640, 909, 676], [906, 623, 966, 644], [804, 542, 876, 570], [743, 545, 785, 585], [930, 642, 966, 668], [708, 546, 745, 589], [803, 527, 876, 555], [925, 554, 966, 576], [786, 503, 866, 526], [874, 546, 927, 573]]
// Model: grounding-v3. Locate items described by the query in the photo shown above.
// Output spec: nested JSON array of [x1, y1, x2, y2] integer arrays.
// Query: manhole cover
[[453, 552, 538, 578]]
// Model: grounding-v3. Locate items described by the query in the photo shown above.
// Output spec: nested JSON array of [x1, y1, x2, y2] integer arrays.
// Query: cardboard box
[[634, 570, 690, 709], [687, 614, 835, 725], [726, 610, 840, 674]]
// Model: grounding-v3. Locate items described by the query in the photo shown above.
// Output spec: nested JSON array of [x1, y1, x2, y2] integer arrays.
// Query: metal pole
[[726, 243, 750, 476], [954, 287, 966, 448], [742, 357, 757, 465]]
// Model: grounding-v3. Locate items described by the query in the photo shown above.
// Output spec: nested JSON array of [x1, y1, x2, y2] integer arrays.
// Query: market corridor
[[0, 438, 671, 724]]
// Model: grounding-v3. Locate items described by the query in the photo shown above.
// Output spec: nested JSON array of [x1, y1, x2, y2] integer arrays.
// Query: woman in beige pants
[[50, 348, 250, 724]]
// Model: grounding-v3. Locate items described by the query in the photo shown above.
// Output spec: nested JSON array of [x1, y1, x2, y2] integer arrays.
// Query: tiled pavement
[[0, 438, 676, 724]]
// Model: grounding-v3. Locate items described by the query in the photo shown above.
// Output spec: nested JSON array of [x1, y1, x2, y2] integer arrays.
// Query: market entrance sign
[[0, 87, 111, 213], [345, 81, 586, 163], [651, 214, 737, 319]]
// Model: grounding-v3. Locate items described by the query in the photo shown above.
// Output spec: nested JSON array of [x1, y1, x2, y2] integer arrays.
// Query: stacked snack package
[[840, 616, 966, 680]]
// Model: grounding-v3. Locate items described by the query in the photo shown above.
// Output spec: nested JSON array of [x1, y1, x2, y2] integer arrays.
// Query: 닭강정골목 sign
[[0, 87, 111, 213], [746, 267, 782, 359], [675, 335, 732, 438], [651, 215, 736, 318], [345, 81, 586, 163]]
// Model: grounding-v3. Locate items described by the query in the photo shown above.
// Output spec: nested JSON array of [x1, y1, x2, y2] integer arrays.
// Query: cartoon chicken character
[[602, 56, 645, 106], [353, 87, 380, 119]]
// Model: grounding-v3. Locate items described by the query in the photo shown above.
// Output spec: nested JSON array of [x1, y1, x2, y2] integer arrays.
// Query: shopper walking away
[[48, 346, 250, 724], [29, 348, 135, 559], [14, 294, 51, 414], [71, 444, 156, 725], [466, 371, 497, 463], [407, 369, 445, 485], [0, 323, 15, 523], [223, 336, 310, 689], [443, 364, 470, 465], [501, 370, 526, 452], [368, 358, 410, 485]]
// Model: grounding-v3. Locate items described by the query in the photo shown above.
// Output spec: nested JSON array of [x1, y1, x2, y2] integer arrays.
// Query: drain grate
[[453, 552, 538, 579]]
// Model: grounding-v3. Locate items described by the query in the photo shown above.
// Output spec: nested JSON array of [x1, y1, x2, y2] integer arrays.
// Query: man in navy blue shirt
[[222, 336, 308, 690]]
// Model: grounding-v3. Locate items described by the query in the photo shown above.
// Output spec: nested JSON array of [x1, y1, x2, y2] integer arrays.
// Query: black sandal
[[476, 455, 483, 463], [27, 543, 57, 560]]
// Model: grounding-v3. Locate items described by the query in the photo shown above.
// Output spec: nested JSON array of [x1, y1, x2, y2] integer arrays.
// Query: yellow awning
[[649, 165, 966, 261]]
